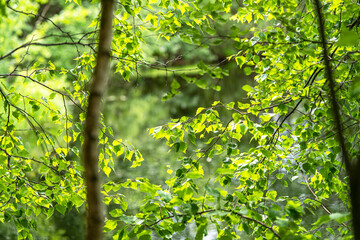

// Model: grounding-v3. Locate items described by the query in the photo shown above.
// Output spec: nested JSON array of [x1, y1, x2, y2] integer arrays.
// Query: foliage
[[0, 0, 360, 239]]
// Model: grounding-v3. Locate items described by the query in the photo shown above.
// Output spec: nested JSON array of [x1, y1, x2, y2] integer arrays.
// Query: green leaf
[[276, 173, 284, 179], [182, 203, 199, 215], [243, 67, 252, 76], [216, 168, 235, 175], [157, 190, 172, 202], [195, 224, 207, 240], [104, 219, 117, 231], [197, 61, 208, 71], [266, 190, 277, 201], [171, 79, 181, 89], [313, 215, 330, 226], [138, 234, 151, 240], [326, 227, 335, 236], [119, 215, 139, 224], [47, 208, 54, 219], [196, 79, 208, 89], [174, 142, 187, 153], [109, 209, 123, 217], [235, 56, 245, 68], [302, 163, 311, 172], [55, 204, 66, 215], [242, 85, 253, 93], [32, 104, 40, 112]]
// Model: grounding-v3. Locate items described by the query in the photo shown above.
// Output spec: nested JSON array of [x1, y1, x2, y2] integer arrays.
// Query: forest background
[[0, 0, 360, 239]]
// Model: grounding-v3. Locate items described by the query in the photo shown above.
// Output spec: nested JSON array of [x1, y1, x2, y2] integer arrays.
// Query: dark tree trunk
[[82, 0, 113, 240], [313, 0, 359, 237], [349, 162, 360, 239]]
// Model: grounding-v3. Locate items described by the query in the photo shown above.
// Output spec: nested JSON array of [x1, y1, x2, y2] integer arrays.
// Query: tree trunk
[[313, 0, 359, 237], [82, 0, 113, 240]]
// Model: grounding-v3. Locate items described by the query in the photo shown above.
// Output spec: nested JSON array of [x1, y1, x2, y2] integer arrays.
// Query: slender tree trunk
[[313, 0, 359, 237], [82, 0, 113, 239], [349, 161, 360, 239]]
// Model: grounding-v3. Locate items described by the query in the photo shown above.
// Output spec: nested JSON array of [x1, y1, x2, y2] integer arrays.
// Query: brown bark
[[82, 0, 113, 240]]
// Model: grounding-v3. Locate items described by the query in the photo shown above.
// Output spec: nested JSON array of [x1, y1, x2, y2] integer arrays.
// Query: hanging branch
[[313, 0, 360, 237], [82, 0, 114, 240]]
